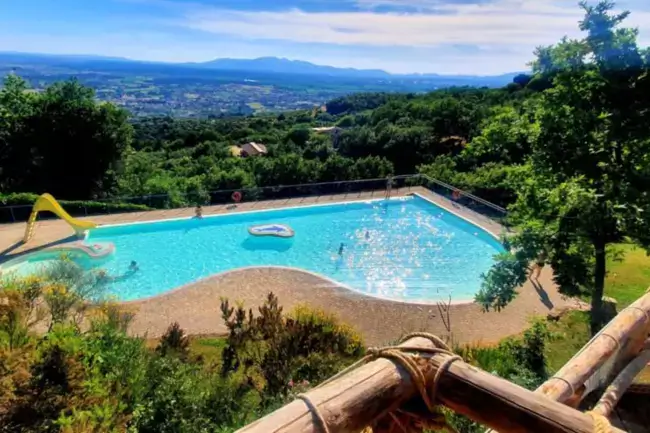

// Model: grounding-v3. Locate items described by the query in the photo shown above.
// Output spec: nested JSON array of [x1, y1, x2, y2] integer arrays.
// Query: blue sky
[[1, 0, 649, 74]]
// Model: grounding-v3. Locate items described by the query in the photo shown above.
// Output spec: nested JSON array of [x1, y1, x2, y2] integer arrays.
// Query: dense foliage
[[0, 70, 533, 207], [0, 76, 132, 199], [0, 263, 364, 432], [0, 263, 551, 433]]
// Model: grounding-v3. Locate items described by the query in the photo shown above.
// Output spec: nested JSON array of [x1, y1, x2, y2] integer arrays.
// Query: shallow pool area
[[0, 243, 115, 278], [78, 195, 504, 303]]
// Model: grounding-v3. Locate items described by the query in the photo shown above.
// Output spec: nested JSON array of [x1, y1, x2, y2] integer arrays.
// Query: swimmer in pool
[[194, 205, 203, 219], [364, 230, 370, 240], [129, 261, 139, 272], [94, 269, 115, 286], [338, 243, 346, 256], [96, 269, 109, 281]]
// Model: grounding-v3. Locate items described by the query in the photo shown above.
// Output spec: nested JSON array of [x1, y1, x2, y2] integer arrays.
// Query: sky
[[1, 0, 649, 75]]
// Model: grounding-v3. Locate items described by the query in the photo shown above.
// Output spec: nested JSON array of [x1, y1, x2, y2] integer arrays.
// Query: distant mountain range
[[189, 57, 392, 78], [0, 51, 524, 83], [190, 56, 523, 81], [0, 52, 526, 117]]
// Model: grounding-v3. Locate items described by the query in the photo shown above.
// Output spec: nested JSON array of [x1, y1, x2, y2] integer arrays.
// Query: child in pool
[[129, 261, 139, 272]]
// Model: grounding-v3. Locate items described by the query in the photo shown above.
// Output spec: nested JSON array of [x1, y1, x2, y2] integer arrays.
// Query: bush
[[0, 192, 150, 223], [156, 322, 190, 360], [1, 278, 365, 432], [130, 356, 260, 433], [456, 319, 550, 389], [220, 292, 364, 403]]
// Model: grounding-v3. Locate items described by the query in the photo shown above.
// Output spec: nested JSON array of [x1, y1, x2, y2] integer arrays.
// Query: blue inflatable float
[[248, 224, 295, 238]]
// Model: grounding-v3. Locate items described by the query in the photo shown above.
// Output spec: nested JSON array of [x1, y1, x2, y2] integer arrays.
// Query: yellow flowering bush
[[220, 292, 364, 402]]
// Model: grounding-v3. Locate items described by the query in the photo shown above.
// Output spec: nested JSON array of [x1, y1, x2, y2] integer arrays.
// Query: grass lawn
[[605, 243, 650, 307], [189, 336, 227, 364], [544, 243, 650, 374], [145, 334, 227, 366], [545, 311, 591, 373]]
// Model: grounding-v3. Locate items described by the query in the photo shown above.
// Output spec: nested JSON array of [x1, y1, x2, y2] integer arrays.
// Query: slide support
[[23, 193, 98, 243]]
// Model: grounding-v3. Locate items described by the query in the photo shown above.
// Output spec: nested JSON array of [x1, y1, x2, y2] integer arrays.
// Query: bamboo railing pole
[[592, 340, 650, 417], [537, 291, 650, 403], [236, 336, 441, 433], [482, 292, 650, 433], [236, 336, 626, 433], [427, 353, 626, 433]]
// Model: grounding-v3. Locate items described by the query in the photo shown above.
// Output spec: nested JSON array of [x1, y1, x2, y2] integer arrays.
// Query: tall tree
[[0, 75, 36, 192], [26, 80, 133, 198], [477, 1, 650, 334], [0, 78, 132, 199]]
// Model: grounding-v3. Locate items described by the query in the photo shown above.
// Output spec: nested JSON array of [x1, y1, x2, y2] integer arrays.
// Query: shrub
[[131, 356, 260, 433], [39, 259, 107, 329], [500, 318, 551, 380], [1, 281, 365, 432], [220, 292, 364, 403], [0, 192, 150, 223], [156, 322, 190, 360], [456, 319, 551, 390], [0, 277, 44, 350]]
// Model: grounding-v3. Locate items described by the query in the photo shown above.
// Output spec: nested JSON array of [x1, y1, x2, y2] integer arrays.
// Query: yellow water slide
[[23, 193, 98, 243]]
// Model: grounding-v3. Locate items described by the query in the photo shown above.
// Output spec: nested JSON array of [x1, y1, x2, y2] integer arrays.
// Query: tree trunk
[[591, 239, 607, 335]]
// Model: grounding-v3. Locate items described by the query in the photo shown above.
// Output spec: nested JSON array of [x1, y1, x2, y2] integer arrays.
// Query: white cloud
[[171, 0, 650, 73], [5, 0, 649, 75], [182, 1, 590, 48]]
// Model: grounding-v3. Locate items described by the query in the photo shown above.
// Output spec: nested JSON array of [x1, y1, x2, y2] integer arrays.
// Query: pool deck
[[0, 188, 581, 346]]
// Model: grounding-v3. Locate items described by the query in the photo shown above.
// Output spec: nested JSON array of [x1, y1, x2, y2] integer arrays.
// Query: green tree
[[28, 80, 133, 198], [477, 1, 650, 334], [0, 75, 36, 192], [1, 78, 132, 199]]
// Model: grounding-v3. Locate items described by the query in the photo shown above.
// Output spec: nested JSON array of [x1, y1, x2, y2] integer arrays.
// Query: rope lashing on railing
[[295, 332, 462, 433]]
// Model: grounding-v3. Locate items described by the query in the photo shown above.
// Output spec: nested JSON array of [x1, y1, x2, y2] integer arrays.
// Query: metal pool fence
[[0, 174, 509, 228]]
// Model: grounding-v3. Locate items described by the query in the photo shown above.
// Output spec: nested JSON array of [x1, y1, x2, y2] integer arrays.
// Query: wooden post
[[592, 340, 650, 416], [236, 336, 625, 433], [483, 292, 650, 433], [237, 336, 439, 433], [537, 292, 650, 403]]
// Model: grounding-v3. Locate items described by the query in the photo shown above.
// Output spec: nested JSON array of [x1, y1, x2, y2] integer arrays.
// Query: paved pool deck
[[0, 188, 580, 346]]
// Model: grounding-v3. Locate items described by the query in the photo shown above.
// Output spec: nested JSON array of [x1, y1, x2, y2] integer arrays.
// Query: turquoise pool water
[[85, 195, 505, 303]]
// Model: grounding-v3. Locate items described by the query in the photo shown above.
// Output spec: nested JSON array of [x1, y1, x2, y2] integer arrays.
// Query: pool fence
[[0, 174, 508, 228]]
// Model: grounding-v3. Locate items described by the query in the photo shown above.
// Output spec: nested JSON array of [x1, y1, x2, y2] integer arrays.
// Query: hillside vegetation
[[0, 79, 530, 206]]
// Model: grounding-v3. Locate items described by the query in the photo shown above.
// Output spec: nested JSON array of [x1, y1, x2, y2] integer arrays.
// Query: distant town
[[0, 52, 518, 118]]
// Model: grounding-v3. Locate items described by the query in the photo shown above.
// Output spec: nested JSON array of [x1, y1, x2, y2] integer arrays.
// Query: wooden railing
[[236, 291, 650, 433]]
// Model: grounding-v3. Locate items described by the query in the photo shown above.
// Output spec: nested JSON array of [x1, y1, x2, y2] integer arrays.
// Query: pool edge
[[91, 195, 411, 231], [411, 192, 503, 241], [120, 265, 477, 307]]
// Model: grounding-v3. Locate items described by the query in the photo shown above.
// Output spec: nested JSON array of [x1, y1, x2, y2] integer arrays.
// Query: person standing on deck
[[385, 176, 394, 199], [531, 250, 547, 280]]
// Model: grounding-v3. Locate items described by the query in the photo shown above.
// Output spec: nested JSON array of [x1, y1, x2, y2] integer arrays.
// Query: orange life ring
[[452, 190, 461, 201], [232, 191, 242, 203]]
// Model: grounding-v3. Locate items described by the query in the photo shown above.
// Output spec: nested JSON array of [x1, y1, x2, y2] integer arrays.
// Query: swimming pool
[[0, 243, 115, 278], [84, 195, 504, 302]]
